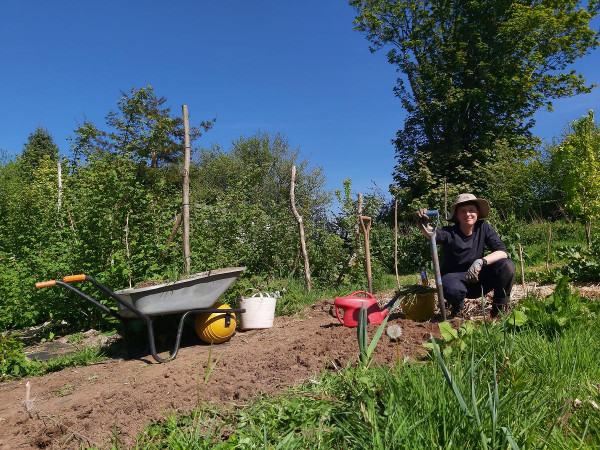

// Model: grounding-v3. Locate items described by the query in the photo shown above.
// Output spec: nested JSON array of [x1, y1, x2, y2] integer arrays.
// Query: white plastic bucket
[[239, 291, 277, 330]]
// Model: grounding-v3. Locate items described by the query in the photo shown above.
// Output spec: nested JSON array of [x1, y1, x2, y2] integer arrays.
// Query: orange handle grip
[[36, 280, 56, 289], [63, 274, 86, 283]]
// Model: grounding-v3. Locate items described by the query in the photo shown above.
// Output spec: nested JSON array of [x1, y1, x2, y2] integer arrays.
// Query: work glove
[[466, 259, 484, 283], [413, 208, 429, 226]]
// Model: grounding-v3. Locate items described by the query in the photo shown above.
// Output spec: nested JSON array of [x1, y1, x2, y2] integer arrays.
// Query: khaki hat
[[449, 193, 490, 222]]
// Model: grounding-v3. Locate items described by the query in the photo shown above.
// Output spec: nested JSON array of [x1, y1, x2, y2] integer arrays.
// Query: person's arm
[[483, 222, 508, 264], [483, 250, 507, 265]]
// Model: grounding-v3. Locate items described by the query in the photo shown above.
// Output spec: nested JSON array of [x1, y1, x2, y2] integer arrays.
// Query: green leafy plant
[[555, 244, 600, 281], [518, 276, 598, 335], [356, 300, 401, 365], [423, 320, 476, 357], [0, 333, 28, 380]]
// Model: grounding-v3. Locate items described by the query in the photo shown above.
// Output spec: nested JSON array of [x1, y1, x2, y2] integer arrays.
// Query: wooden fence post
[[182, 105, 191, 276], [518, 243, 525, 293], [546, 225, 552, 272], [290, 166, 311, 291], [394, 199, 400, 289], [57, 161, 62, 214]]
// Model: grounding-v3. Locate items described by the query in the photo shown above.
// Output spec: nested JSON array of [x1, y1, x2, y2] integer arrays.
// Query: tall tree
[[549, 110, 600, 247], [71, 86, 214, 169], [350, 0, 599, 206], [21, 126, 59, 169]]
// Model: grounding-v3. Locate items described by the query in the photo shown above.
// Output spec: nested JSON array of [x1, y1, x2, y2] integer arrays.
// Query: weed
[[55, 384, 76, 397], [66, 332, 85, 344]]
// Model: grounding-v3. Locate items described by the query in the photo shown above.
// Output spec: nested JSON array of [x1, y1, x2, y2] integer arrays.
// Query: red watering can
[[334, 290, 403, 327]]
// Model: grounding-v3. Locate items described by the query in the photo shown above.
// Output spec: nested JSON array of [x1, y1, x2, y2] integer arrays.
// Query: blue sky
[[1, 1, 599, 198]]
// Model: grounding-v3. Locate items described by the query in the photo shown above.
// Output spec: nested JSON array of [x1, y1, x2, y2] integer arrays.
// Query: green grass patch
[[132, 284, 600, 448], [1, 340, 105, 381]]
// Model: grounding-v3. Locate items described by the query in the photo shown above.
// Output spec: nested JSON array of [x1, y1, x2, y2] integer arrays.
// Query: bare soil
[[1, 283, 599, 449]]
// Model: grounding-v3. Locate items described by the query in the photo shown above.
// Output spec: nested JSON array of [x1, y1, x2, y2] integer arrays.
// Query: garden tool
[[359, 215, 373, 294], [417, 210, 447, 321]]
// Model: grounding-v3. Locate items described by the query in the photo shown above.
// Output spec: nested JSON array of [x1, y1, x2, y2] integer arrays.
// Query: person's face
[[456, 204, 478, 227]]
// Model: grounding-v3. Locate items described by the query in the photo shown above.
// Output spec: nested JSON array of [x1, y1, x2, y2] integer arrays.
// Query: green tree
[[71, 86, 214, 169], [21, 126, 59, 169], [350, 0, 599, 206], [549, 110, 600, 247], [191, 132, 332, 279]]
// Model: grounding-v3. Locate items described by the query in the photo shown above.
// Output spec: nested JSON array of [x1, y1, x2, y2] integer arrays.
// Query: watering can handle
[[348, 291, 375, 299], [335, 305, 344, 325]]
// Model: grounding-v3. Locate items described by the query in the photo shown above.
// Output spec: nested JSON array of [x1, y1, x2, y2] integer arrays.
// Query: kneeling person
[[414, 194, 516, 318]]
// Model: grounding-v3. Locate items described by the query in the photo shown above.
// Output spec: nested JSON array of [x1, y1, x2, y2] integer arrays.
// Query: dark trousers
[[441, 258, 516, 310]]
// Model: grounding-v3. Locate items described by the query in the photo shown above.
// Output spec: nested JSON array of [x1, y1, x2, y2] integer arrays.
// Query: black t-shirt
[[435, 221, 506, 275]]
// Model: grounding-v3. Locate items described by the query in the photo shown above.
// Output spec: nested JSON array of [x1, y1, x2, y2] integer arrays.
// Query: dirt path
[[0, 293, 441, 449]]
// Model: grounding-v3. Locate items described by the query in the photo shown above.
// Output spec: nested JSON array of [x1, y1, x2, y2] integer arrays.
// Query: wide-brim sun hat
[[449, 193, 490, 222]]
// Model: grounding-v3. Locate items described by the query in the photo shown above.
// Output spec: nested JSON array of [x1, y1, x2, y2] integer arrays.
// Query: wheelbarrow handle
[[63, 274, 87, 283], [35, 280, 56, 289]]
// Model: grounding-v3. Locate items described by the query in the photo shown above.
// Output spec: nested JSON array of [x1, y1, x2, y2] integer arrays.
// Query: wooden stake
[[182, 105, 191, 275], [444, 178, 448, 221], [165, 213, 182, 250], [356, 194, 364, 259], [57, 161, 62, 214], [125, 211, 132, 288], [360, 215, 373, 294], [518, 243, 525, 293], [290, 166, 311, 291], [546, 225, 552, 272], [394, 199, 400, 289]]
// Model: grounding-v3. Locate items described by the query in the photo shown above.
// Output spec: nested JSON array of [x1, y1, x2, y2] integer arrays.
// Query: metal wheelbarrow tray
[[36, 267, 246, 363]]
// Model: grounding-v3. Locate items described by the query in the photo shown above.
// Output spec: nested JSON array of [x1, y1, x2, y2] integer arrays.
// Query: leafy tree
[[191, 132, 332, 279], [71, 86, 214, 169], [350, 0, 599, 206], [21, 126, 59, 170], [549, 110, 600, 247]]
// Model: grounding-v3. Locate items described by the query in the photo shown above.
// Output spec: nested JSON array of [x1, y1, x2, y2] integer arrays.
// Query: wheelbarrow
[[35, 267, 246, 363]]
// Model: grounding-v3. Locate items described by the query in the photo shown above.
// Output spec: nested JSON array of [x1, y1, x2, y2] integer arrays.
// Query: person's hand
[[466, 259, 484, 283], [413, 208, 429, 225]]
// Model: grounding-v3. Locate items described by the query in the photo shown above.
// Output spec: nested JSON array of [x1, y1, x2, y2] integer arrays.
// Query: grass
[[131, 286, 600, 448], [1, 345, 106, 381]]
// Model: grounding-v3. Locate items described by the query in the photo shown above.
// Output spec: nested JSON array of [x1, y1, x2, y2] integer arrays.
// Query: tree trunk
[[290, 165, 311, 291], [182, 105, 191, 275]]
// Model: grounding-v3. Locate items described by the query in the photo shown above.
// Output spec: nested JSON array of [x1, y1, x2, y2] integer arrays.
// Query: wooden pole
[[356, 194, 364, 260], [518, 243, 525, 293], [444, 178, 448, 221], [57, 161, 62, 214], [182, 105, 191, 276], [360, 215, 373, 294], [125, 211, 132, 288], [394, 199, 400, 289], [290, 166, 311, 291], [546, 225, 552, 272]]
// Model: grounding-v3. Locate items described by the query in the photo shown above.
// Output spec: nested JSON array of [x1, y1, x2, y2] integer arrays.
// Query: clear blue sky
[[1, 1, 599, 198]]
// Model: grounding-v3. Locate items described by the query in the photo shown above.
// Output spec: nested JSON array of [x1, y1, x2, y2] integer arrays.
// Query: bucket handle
[[241, 288, 275, 300]]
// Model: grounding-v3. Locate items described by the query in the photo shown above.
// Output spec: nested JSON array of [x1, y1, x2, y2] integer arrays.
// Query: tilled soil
[[0, 292, 443, 449], [3, 282, 600, 449]]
